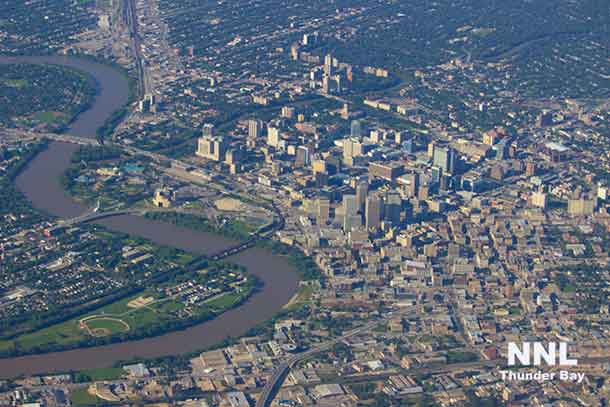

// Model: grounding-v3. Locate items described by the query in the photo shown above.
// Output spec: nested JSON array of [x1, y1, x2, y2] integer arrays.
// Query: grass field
[[0, 316, 84, 354], [33, 110, 65, 124], [0, 292, 155, 354], [0, 284, 249, 355], [284, 284, 315, 311], [205, 292, 242, 311], [70, 387, 104, 406], [83, 318, 130, 337], [2, 79, 27, 88]]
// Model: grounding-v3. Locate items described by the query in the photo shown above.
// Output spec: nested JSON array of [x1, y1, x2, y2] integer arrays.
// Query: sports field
[[0, 282, 252, 356]]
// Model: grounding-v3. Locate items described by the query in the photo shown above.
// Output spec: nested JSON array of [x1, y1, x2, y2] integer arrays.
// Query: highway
[[254, 315, 402, 407], [121, 0, 148, 98]]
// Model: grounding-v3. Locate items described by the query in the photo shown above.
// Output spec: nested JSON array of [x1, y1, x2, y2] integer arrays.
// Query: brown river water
[[0, 56, 298, 378]]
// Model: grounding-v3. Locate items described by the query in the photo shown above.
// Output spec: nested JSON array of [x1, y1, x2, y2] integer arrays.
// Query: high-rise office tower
[[322, 75, 330, 94], [351, 120, 362, 139], [433, 145, 456, 175], [267, 126, 280, 148], [324, 54, 333, 76], [290, 44, 299, 60], [356, 181, 368, 212], [431, 166, 442, 184], [440, 174, 450, 191], [343, 138, 363, 166], [342, 194, 360, 231], [365, 193, 383, 231], [427, 141, 436, 158], [344, 214, 362, 231], [317, 198, 330, 225], [384, 192, 402, 225], [197, 135, 227, 162], [418, 185, 429, 200], [401, 172, 419, 197], [295, 146, 310, 167], [248, 119, 262, 139], [343, 194, 358, 216]]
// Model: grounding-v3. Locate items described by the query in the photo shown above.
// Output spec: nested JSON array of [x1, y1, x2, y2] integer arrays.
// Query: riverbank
[[144, 211, 255, 241], [0, 140, 50, 232], [0, 62, 96, 132], [0, 55, 300, 379], [0, 253, 261, 358]]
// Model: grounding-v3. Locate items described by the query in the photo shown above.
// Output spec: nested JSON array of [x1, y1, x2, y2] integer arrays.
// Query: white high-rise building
[[248, 119, 262, 139], [197, 135, 227, 162], [324, 54, 334, 76], [267, 126, 280, 148]]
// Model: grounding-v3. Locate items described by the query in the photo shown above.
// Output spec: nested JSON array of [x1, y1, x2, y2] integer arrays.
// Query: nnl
[[508, 342, 577, 366]]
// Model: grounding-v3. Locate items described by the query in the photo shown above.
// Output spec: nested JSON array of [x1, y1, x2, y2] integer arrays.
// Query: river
[[0, 56, 299, 378]]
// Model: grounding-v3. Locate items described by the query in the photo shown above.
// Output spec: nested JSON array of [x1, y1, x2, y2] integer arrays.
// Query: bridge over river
[[49, 203, 283, 261], [0, 55, 300, 380]]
